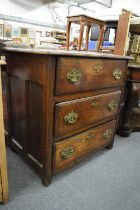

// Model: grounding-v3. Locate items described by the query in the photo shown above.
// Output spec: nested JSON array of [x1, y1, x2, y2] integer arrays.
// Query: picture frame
[[29, 29, 36, 38], [20, 27, 28, 36], [46, 31, 51, 37], [0, 24, 4, 37], [4, 25, 12, 38], [12, 26, 20, 38]]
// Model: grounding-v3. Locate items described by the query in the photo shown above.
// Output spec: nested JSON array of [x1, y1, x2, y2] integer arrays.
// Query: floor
[[1, 133, 140, 210]]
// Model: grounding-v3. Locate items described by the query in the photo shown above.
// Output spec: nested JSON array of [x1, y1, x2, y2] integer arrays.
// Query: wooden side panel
[[7, 53, 45, 85], [28, 81, 43, 164], [10, 82, 44, 169], [10, 76, 27, 151], [6, 53, 55, 184], [53, 120, 116, 173], [7, 53, 47, 173]]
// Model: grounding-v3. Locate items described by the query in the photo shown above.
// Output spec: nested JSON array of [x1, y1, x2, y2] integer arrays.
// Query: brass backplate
[[108, 101, 118, 111], [61, 147, 74, 159], [94, 64, 103, 73], [67, 69, 82, 83], [113, 69, 122, 80], [103, 129, 112, 139], [64, 110, 78, 124]]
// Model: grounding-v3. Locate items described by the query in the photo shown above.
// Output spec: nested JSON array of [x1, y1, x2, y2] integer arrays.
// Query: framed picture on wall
[[4, 25, 12, 38], [12, 26, 20, 38], [21, 27, 28, 36], [0, 24, 4, 37], [29, 29, 36, 38], [46, 31, 51, 37]]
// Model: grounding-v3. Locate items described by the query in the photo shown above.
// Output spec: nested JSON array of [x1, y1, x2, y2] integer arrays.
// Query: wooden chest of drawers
[[4, 48, 130, 186]]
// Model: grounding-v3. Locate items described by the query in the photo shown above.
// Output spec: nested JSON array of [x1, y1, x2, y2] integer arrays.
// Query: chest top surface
[[4, 47, 131, 60]]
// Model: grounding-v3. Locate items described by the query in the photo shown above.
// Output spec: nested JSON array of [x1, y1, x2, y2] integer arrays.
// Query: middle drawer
[[54, 91, 121, 138]]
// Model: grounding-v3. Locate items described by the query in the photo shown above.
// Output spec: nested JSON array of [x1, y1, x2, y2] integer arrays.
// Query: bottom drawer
[[53, 120, 116, 173]]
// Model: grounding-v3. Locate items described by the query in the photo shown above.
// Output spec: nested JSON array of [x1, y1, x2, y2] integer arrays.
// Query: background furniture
[[117, 64, 140, 136], [50, 31, 66, 45], [117, 15, 140, 136], [5, 48, 129, 186], [66, 15, 106, 51], [100, 11, 132, 55], [89, 25, 113, 50], [0, 60, 8, 204], [102, 9, 139, 56], [114, 10, 131, 55]]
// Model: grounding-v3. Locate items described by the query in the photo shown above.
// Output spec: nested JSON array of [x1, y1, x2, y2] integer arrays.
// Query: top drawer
[[55, 57, 127, 95]]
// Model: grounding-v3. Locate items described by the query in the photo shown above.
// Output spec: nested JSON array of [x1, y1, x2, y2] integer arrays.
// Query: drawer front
[[55, 91, 121, 137], [55, 57, 126, 95], [53, 120, 116, 173]]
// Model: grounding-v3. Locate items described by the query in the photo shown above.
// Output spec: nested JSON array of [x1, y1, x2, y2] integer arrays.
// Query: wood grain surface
[[55, 57, 127, 95], [55, 91, 121, 137], [53, 120, 116, 173]]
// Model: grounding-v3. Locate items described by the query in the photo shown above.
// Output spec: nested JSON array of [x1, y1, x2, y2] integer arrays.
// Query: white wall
[[112, 0, 140, 13], [0, 0, 109, 25], [95, 0, 140, 19], [0, 0, 140, 25], [0, 0, 68, 26], [0, 0, 43, 17]]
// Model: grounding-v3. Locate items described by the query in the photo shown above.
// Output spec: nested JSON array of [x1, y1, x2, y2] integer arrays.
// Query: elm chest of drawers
[[4, 48, 130, 186]]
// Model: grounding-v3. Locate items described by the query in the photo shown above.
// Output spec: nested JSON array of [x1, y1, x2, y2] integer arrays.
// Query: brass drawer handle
[[91, 100, 98, 107], [107, 101, 118, 111], [61, 147, 74, 160], [86, 130, 95, 141], [94, 64, 103, 73], [103, 129, 112, 139], [67, 69, 82, 83], [64, 110, 78, 124], [113, 69, 123, 80]]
